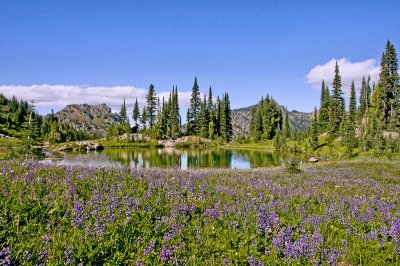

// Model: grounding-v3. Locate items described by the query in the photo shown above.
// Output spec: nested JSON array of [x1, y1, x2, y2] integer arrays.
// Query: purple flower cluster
[[0, 247, 11, 266]]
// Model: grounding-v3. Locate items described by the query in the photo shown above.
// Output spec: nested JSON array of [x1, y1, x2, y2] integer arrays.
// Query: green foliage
[[250, 96, 283, 141], [146, 84, 158, 129], [2, 160, 399, 265], [284, 157, 301, 173], [283, 108, 291, 138], [132, 97, 140, 130], [187, 77, 201, 135], [310, 107, 319, 150], [318, 80, 330, 133], [330, 62, 345, 134]]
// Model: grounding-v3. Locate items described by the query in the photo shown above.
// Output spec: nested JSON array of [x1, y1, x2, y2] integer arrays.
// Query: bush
[[284, 157, 301, 173]]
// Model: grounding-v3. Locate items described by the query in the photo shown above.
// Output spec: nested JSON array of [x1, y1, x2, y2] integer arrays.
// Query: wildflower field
[[0, 160, 399, 265]]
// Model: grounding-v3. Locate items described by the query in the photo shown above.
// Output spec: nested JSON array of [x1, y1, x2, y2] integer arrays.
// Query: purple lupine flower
[[64, 247, 74, 265], [222, 258, 230, 265], [389, 219, 400, 254], [39, 249, 48, 261], [0, 247, 11, 266], [144, 241, 156, 256], [160, 247, 170, 262], [72, 200, 84, 228]]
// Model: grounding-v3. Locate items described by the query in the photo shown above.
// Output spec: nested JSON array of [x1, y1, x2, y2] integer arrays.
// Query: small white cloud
[[305, 58, 380, 94], [0, 84, 195, 114]]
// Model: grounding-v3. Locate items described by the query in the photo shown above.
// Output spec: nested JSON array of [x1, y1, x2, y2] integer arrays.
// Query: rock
[[308, 157, 318, 163], [54, 103, 120, 137], [59, 145, 67, 151]]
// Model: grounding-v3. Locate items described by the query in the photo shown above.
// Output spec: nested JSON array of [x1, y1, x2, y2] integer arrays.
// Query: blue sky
[[0, 1, 399, 115]]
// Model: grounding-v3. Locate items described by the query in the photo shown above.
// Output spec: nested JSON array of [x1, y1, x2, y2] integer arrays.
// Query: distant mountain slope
[[232, 105, 312, 140], [55, 103, 120, 137]]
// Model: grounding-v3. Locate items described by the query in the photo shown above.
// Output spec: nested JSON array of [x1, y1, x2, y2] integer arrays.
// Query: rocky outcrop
[[59, 141, 104, 152], [55, 103, 120, 137]]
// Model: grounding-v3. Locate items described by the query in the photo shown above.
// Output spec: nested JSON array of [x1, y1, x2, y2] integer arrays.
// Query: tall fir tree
[[330, 61, 345, 134], [141, 106, 147, 130], [310, 106, 319, 150], [146, 84, 157, 129], [198, 95, 208, 138], [358, 76, 371, 122], [318, 80, 330, 133], [224, 93, 233, 142], [170, 86, 180, 138], [120, 98, 130, 133], [345, 81, 357, 154], [283, 107, 291, 138], [132, 98, 140, 129], [187, 77, 201, 135]]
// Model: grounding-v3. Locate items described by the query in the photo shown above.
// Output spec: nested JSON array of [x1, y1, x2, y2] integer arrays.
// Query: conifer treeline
[[249, 96, 284, 141], [310, 40, 400, 154], [109, 77, 233, 141], [0, 95, 93, 143]]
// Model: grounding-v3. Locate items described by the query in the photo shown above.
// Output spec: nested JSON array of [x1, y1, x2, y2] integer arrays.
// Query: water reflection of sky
[[230, 154, 251, 169]]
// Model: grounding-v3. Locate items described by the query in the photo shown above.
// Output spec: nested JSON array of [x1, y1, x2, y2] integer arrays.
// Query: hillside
[[55, 103, 120, 137], [232, 105, 311, 140]]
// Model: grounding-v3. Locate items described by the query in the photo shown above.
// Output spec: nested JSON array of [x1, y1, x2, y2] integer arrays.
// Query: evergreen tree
[[345, 81, 357, 154], [348, 81, 357, 128], [146, 84, 157, 129], [310, 106, 319, 150], [249, 96, 282, 141], [208, 111, 215, 139], [170, 86, 180, 138], [358, 76, 371, 122], [224, 93, 233, 142], [141, 106, 147, 130], [119, 98, 130, 133], [283, 107, 290, 138], [318, 80, 330, 133], [132, 98, 140, 129], [187, 77, 201, 135], [376, 41, 399, 129], [219, 95, 227, 140], [330, 61, 345, 134], [198, 95, 208, 138]]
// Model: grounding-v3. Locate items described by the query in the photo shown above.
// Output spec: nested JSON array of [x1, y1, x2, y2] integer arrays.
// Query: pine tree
[[376, 41, 399, 129], [208, 111, 215, 139], [120, 98, 127, 123], [358, 76, 371, 122], [187, 77, 201, 135], [310, 106, 319, 150], [170, 86, 180, 138], [119, 98, 130, 134], [141, 106, 147, 130], [318, 80, 330, 133], [348, 81, 357, 127], [330, 61, 345, 134], [283, 107, 290, 138], [224, 93, 233, 142], [132, 98, 140, 129], [146, 84, 157, 129], [198, 95, 208, 138], [345, 81, 357, 154]]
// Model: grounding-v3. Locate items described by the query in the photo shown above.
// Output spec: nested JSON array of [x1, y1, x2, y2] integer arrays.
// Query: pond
[[47, 147, 307, 169]]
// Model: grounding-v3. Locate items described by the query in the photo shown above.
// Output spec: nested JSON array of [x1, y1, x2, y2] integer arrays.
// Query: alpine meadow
[[0, 1, 399, 265]]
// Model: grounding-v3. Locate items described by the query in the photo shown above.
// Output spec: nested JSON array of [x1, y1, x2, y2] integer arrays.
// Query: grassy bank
[[0, 159, 399, 265]]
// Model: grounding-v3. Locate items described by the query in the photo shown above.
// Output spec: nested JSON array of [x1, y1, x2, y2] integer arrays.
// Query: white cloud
[[305, 58, 380, 94], [0, 84, 194, 114]]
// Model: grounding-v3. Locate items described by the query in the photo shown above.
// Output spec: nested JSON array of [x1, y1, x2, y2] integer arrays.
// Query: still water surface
[[50, 148, 306, 169]]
